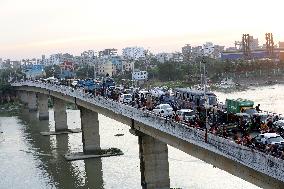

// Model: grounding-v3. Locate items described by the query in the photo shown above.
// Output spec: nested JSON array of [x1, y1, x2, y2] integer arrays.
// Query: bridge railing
[[12, 81, 284, 182]]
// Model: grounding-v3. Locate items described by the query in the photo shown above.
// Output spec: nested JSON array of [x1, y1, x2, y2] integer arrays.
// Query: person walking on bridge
[[255, 104, 261, 112]]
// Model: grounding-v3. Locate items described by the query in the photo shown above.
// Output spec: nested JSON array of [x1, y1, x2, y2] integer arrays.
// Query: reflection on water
[[3, 85, 284, 188]]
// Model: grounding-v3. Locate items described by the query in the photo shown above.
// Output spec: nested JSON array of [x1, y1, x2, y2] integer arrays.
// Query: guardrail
[[12, 81, 284, 182]]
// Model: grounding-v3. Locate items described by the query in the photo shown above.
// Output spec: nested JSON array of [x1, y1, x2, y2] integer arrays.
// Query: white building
[[191, 46, 203, 59], [99, 49, 118, 58], [249, 36, 259, 50], [132, 71, 148, 80], [122, 60, 134, 73], [98, 60, 116, 77], [172, 52, 183, 62], [49, 53, 62, 65], [81, 50, 98, 58], [203, 42, 215, 57], [156, 53, 173, 63], [122, 47, 145, 60]]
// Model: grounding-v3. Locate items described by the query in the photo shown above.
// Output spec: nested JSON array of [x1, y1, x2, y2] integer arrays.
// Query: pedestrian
[[255, 104, 261, 112]]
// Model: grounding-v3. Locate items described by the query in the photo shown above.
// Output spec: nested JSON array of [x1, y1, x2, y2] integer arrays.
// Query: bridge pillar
[[27, 91, 37, 112], [79, 107, 100, 154], [139, 134, 170, 189], [38, 93, 49, 120], [19, 91, 28, 105], [53, 98, 68, 132]]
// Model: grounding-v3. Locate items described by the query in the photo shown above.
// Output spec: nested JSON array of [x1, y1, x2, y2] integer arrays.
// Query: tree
[[157, 62, 185, 81], [44, 65, 61, 78], [75, 65, 94, 79]]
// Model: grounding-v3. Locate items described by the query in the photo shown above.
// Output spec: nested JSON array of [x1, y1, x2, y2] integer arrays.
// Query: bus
[[174, 88, 217, 109]]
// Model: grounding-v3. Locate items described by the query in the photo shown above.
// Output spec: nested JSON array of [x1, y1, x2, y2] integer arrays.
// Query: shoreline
[[212, 75, 284, 93]]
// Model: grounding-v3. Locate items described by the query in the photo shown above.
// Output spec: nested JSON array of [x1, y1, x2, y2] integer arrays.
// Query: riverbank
[[0, 101, 21, 115], [212, 75, 284, 93]]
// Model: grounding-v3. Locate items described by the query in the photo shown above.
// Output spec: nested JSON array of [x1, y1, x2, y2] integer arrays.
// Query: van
[[176, 109, 195, 121], [119, 94, 132, 104]]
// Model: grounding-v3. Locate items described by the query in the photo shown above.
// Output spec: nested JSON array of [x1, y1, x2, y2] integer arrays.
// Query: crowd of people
[[24, 79, 284, 160], [87, 85, 284, 159]]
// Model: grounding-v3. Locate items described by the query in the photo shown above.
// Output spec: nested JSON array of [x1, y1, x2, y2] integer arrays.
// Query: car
[[274, 120, 284, 127], [252, 133, 284, 146], [253, 112, 269, 123], [235, 113, 251, 122], [272, 120, 284, 133], [243, 108, 258, 116], [119, 94, 132, 104], [176, 109, 195, 121], [139, 90, 150, 98], [152, 104, 173, 116], [71, 80, 78, 87]]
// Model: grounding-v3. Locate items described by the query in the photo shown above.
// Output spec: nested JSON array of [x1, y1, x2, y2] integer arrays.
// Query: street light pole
[[93, 58, 97, 96], [203, 59, 209, 143]]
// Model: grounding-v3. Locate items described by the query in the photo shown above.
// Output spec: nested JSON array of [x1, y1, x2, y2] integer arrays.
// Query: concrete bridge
[[12, 81, 284, 189]]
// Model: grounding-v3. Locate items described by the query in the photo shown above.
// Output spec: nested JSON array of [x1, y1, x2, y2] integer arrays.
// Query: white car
[[139, 90, 150, 98], [119, 94, 132, 104], [176, 109, 195, 121], [153, 104, 173, 116], [254, 133, 284, 145], [273, 120, 284, 129], [71, 80, 78, 87]]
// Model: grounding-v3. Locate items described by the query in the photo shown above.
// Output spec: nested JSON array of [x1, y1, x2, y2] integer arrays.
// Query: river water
[[1, 85, 283, 189]]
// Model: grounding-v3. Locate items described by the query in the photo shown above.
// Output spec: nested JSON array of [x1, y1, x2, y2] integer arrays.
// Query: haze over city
[[1, 0, 284, 59]]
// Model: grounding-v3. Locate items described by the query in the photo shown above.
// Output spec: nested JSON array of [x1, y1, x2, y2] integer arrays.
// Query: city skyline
[[1, 0, 284, 59]]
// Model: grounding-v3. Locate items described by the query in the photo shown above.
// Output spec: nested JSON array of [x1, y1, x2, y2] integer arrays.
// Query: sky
[[0, 0, 284, 59]]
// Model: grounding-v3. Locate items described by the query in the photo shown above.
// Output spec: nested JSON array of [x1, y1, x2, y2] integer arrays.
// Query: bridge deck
[[12, 81, 284, 189]]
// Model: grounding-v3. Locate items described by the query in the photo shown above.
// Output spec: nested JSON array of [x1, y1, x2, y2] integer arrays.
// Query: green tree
[[75, 65, 94, 79], [44, 65, 61, 78]]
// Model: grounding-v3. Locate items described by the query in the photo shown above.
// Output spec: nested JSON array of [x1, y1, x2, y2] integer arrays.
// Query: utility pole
[[202, 57, 209, 143], [132, 59, 135, 89], [93, 57, 97, 96], [93, 58, 97, 80]]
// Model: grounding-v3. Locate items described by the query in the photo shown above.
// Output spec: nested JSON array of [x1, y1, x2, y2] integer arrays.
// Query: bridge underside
[[133, 121, 284, 189], [16, 86, 284, 189]]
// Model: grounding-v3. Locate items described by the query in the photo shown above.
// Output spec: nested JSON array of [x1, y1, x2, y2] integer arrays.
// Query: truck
[[226, 98, 254, 114]]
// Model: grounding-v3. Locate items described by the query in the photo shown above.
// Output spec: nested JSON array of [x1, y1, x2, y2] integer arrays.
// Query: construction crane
[[242, 34, 251, 60], [265, 33, 275, 59]]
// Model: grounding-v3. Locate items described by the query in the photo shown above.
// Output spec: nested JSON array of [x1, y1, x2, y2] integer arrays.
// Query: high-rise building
[[98, 60, 116, 77], [99, 49, 118, 58], [203, 42, 215, 57], [122, 47, 145, 60], [49, 53, 63, 65], [81, 50, 97, 58], [249, 36, 259, 50], [191, 46, 203, 59], [172, 52, 183, 62], [156, 53, 173, 63], [182, 44, 192, 61]]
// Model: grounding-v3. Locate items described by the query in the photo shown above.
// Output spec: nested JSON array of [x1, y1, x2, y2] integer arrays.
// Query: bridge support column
[[54, 98, 68, 132], [80, 107, 100, 154], [27, 91, 37, 112], [19, 91, 28, 105], [139, 134, 170, 189], [38, 94, 49, 120]]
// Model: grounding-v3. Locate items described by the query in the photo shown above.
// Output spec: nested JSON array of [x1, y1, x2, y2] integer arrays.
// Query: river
[[1, 85, 283, 189]]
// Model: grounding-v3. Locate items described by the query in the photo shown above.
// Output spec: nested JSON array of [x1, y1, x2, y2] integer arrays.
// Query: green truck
[[226, 98, 254, 114]]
